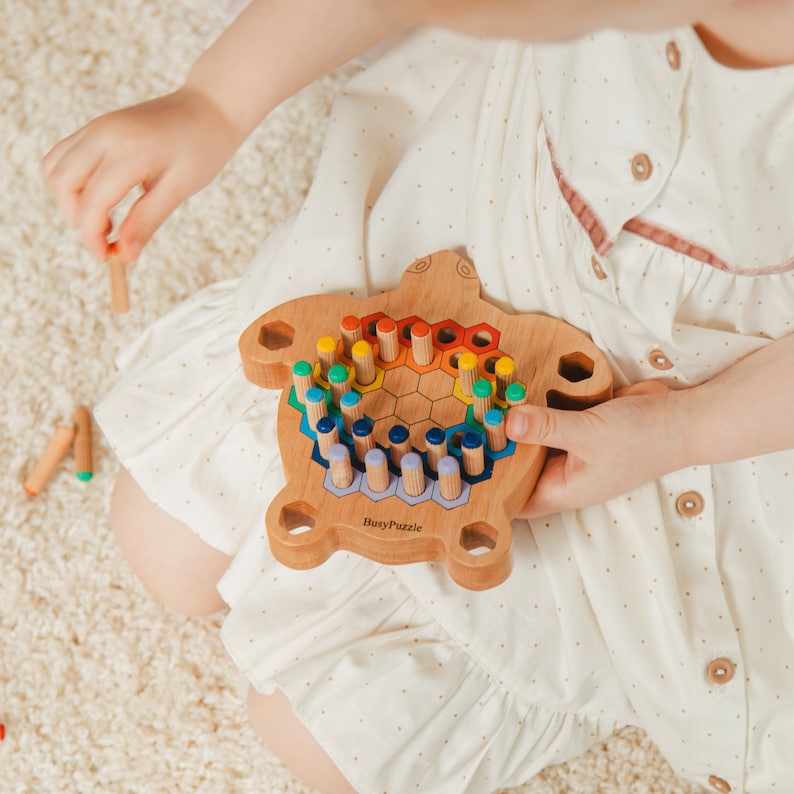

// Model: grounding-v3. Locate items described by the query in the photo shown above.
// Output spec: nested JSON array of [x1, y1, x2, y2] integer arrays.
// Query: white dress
[[95, 26, 794, 794]]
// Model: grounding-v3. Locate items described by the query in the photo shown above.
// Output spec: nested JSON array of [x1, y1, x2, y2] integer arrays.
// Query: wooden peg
[[328, 443, 353, 489], [505, 382, 527, 407], [73, 405, 94, 481], [457, 351, 478, 396], [291, 361, 315, 403], [365, 448, 390, 493], [400, 452, 426, 497], [472, 379, 494, 423], [437, 455, 462, 501], [352, 418, 375, 462], [340, 315, 363, 357], [24, 424, 76, 496], [316, 336, 338, 380], [328, 364, 351, 407], [304, 387, 328, 431], [387, 424, 411, 467], [376, 317, 400, 363], [424, 426, 447, 472], [107, 254, 129, 314], [315, 416, 339, 459], [351, 340, 376, 386], [340, 391, 363, 435], [410, 320, 434, 367], [461, 431, 485, 477], [483, 409, 507, 453], [494, 356, 516, 401]]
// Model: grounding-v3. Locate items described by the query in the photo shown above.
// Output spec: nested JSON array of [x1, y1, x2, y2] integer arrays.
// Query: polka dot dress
[[95, 26, 794, 794]]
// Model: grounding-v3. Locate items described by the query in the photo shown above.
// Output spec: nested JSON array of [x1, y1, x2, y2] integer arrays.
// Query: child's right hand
[[41, 86, 239, 263]]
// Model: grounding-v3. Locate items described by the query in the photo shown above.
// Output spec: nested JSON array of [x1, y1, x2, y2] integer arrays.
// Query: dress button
[[676, 491, 704, 517], [631, 153, 653, 181], [590, 255, 607, 280], [708, 775, 731, 793], [706, 658, 735, 685], [665, 41, 681, 69], [648, 349, 673, 370]]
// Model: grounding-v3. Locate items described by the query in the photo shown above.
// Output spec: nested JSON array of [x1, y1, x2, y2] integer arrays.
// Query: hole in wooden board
[[259, 320, 295, 351], [470, 330, 492, 348], [436, 326, 458, 345], [483, 355, 499, 374], [448, 430, 465, 451], [558, 351, 593, 382], [460, 522, 497, 556], [281, 501, 317, 536]]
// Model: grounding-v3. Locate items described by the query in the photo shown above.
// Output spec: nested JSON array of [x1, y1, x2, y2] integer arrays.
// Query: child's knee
[[109, 468, 231, 616], [247, 687, 357, 794]]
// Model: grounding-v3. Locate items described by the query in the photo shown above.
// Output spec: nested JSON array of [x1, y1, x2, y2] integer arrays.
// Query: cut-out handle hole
[[281, 501, 318, 536], [558, 352, 594, 382], [259, 321, 295, 351], [460, 522, 497, 556]]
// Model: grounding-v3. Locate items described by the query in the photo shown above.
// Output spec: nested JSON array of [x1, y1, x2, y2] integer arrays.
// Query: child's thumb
[[505, 404, 582, 452]]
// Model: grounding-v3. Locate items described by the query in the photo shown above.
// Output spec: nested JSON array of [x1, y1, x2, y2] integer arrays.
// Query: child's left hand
[[506, 381, 688, 518]]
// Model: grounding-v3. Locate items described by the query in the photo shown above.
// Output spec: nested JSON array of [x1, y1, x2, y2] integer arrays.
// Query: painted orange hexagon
[[430, 319, 465, 351], [478, 349, 509, 379], [440, 346, 470, 379], [463, 322, 500, 354], [360, 311, 388, 342]]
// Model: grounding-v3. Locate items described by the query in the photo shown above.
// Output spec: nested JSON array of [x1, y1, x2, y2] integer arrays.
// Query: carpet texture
[[1, 1, 707, 791]]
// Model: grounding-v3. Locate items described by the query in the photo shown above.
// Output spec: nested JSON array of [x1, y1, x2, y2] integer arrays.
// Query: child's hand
[[41, 87, 239, 263], [506, 381, 689, 518]]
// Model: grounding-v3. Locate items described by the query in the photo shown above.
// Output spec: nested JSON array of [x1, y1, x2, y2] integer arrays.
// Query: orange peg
[[24, 424, 76, 496]]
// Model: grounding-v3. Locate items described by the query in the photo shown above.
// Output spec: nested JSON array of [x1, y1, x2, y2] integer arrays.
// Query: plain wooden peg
[[107, 254, 129, 314]]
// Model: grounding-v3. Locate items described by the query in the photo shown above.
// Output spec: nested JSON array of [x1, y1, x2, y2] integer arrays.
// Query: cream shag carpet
[[1, 1, 707, 792]]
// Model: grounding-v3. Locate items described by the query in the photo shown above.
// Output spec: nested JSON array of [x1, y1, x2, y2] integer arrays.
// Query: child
[[42, 1, 794, 792]]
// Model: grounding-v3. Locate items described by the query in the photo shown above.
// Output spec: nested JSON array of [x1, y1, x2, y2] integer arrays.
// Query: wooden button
[[590, 255, 607, 280], [666, 41, 681, 70], [648, 349, 672, 370], [708, 775, 731, 793], [631, 153, 653, 181], [706, 658, 735, 685], [676, 491, 704, 517]]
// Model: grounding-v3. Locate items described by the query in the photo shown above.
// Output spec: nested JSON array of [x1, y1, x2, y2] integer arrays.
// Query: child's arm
[[41, 0, 417, 263], [505, 333, 794, 518]]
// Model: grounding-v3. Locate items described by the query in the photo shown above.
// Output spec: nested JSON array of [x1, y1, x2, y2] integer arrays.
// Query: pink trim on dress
[[545, 133, 794, 276]]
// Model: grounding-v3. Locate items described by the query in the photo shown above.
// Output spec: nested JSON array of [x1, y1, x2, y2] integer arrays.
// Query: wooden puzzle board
[[239, 250, 612, 589]]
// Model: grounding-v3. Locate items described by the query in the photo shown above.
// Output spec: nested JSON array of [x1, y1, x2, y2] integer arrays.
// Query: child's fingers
[[40, 128, 84, 179], [114, 174, 182, 262], [74, 153, 164, 261], [41, 132, 104, 228]]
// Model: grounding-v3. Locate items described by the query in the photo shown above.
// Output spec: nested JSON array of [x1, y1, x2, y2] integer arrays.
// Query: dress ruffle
[[94, 280, 285, 556], [220, 550, 619, 794]]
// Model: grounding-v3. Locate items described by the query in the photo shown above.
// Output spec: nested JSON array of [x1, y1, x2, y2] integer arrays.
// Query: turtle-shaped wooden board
[[239, 250, 612, 590]]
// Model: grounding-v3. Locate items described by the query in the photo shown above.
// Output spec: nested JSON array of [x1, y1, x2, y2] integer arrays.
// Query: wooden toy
[[107, 253, 129, 314], [24, 424, 76, 496], [73, 405, 94, 481], [239, 250, 612, 589]]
